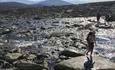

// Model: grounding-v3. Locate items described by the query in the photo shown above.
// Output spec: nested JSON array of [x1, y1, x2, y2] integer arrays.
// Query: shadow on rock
[[84, 56, 95, 70]]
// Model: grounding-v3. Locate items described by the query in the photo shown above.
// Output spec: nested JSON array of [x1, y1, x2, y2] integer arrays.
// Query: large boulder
[[59, 49, 84, 57], [54, 55, 115, 70]]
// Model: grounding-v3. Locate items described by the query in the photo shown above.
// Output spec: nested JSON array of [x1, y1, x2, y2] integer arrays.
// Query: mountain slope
[[0, 2, 28, 9], [33, 0, 72, 6]]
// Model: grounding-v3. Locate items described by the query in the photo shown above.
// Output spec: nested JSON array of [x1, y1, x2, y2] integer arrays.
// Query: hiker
[[86, 31, 96, 56], [96, 12, 101, 24]]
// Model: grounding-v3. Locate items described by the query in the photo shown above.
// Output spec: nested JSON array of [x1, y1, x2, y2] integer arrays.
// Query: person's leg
[[90, 49, 93, 56], [86, 49, 90, 55], [90, 43, 94, 56], [86, 44, 90, 55]]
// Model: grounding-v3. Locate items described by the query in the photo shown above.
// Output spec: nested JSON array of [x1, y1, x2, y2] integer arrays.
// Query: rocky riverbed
[[0, 16, 115, 70]]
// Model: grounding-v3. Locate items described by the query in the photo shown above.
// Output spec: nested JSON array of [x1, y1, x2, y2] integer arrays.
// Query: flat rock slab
[[54, 55, 115, 70]]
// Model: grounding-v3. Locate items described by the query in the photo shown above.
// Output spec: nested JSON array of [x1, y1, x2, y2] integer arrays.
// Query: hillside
[[0, 1, 115, 18], [0, 2, 28, 9]]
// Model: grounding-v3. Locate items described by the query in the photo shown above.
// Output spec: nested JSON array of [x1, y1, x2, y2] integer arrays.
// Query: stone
[[0, 28, 12, 35], [54, 55, 115, 70], [59, 49, 84, 57], [27, 54, 36, 60], [15, 62, 48, 70], [1, 62, 13, 68], [4, 53, 22, 63]]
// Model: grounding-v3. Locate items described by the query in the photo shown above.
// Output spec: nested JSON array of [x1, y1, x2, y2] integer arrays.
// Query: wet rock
[[59, 49, 84, 57], [54, 55, 115, 70]]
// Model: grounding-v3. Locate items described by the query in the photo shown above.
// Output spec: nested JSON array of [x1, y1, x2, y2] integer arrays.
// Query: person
[[96, 12, 101, 23], [86, 31, 96, 56]]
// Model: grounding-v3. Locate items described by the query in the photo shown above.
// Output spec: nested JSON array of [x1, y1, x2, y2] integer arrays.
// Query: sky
[[0, 0, 114, 4]]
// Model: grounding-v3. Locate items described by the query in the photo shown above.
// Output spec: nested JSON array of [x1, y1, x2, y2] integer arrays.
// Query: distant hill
[[0, 1, 115, 9], [0, 0, 72, 9], [33, 0, 72, 6], [0, 2, 28, 9]]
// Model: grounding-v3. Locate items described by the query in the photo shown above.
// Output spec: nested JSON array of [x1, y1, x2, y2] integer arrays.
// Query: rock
[[15, 63, 48, 70], [0, 28, 12, 35], [96, 24, 113, 29], [1, 61, 13, 68], [4, 53, 22, 63], [64, 21, 70, 24], [50, 32, 73, 38], [5, 53, 22, 60], [36, 54, 49, 60], [0, 49, 5, 59], [70, 37, 78, 41], [0, 60, 4, 65], [87, 19, 96, 22], [50, 32, 65, 37], [56, 47, 64, 52], [27, 54, 36, 60], [9, 48, 19, 53], [33, 16, 42, 20], [59, 55, 70, 60], [54, 55, 115, 70], [72, 24, 83, 27], [59, 49, 84, 57], [64, 33, 74, 37], [110, 57, 115, 63]]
